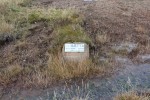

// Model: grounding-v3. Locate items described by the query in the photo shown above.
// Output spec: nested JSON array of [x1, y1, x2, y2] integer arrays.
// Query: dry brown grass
[[47, 56, 97, 80], [22, 67, 53, 88], [0, 0, 96, 88], [0, 0, 116, 89], [0, 54, 110, 88], [0, 20, 14, 34], [0, 65, 22, 86], [114, 91, 150, 100]]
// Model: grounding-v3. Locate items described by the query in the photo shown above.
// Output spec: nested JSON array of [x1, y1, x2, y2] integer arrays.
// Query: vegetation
[[50, 24, 91, 54], [0, 65, 22, 86], [0, 0, 103, 88], [47, 57, 97, 80], [114, 91, 150, 100], [1, 0, 149, 100], [0, 0, 31, 43], [0, 56, 102, 87]]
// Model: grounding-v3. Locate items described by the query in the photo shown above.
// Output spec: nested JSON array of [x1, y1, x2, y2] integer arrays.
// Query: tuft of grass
[[47, 56, 96, 80], [114, 91, 150, 100]]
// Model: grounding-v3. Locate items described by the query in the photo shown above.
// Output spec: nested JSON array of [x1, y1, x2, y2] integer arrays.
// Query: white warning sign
[[65, 43, 85, 52]]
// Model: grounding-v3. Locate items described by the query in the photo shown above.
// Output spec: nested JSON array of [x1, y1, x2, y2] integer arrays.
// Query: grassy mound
[[0, 0, 107, 88]]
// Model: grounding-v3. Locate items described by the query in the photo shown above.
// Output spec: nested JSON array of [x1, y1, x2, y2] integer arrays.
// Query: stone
[[62, 42, 89, 62]]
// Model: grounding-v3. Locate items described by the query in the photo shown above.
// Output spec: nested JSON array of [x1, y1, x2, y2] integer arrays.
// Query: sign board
[[65, 43, 85, 52], [62, 42, 89, 62]]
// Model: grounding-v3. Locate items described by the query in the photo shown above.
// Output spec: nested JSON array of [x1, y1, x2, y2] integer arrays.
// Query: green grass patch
[[0, 0, 84, 43], [49, 24, 91, 54], [28, 8, 83, 25]]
